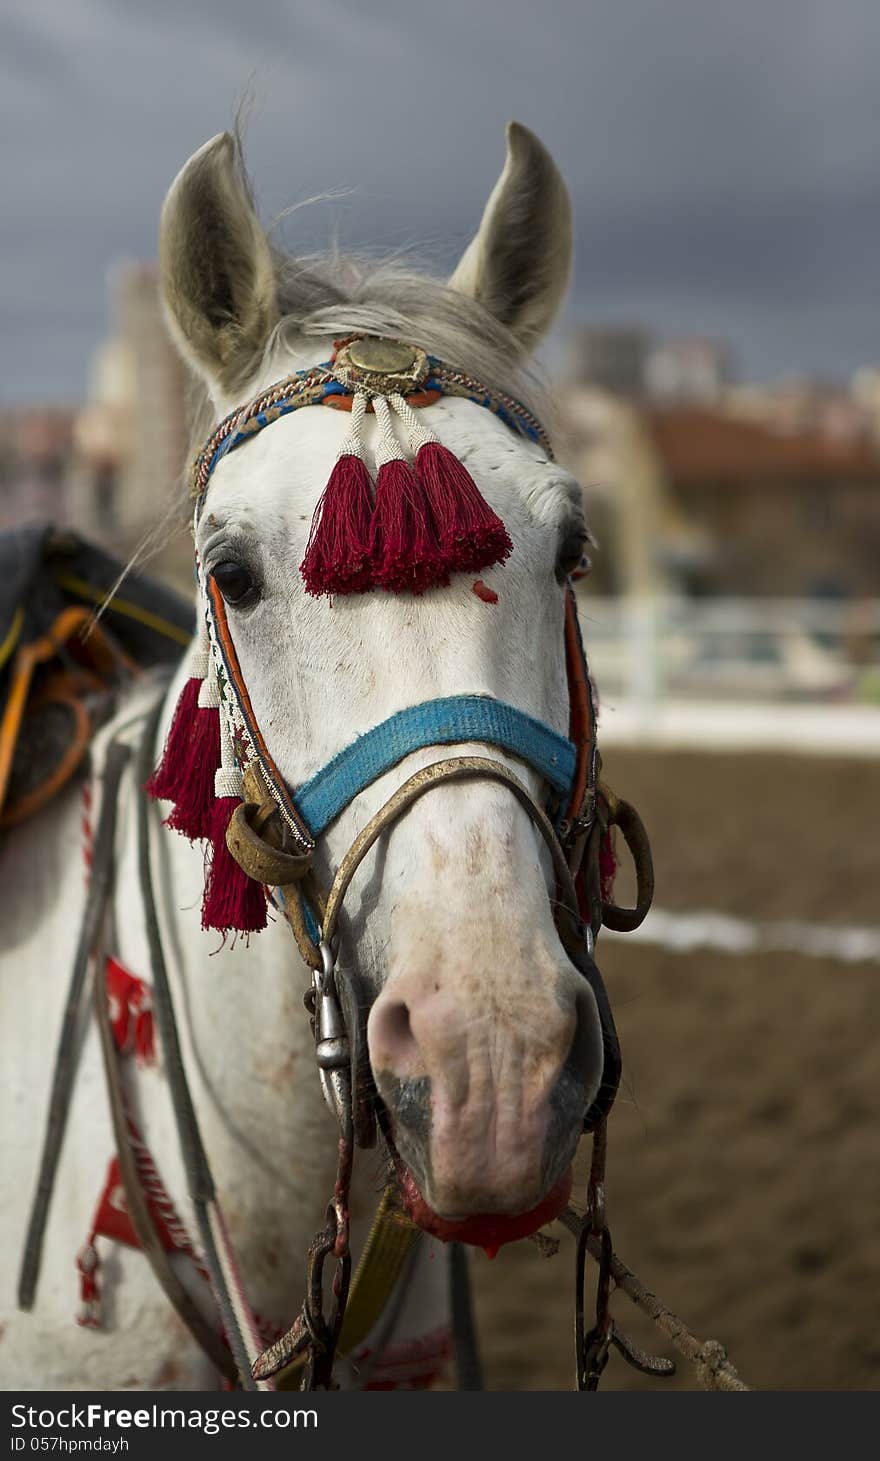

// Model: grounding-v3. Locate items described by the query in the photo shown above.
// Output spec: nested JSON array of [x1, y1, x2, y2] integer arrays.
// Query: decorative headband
[[149, 337, 558, 936], [192, 337, 553, 598]]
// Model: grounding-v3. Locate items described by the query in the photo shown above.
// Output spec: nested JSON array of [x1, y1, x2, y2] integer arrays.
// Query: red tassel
[[163, 702, 221, 841], [201, 797, 268, 934], [415, 441, 513, 574], [300, 454, 375, 597], [370, 458, 448, 595], [76, 1243, 101, 1329], [145, 676, 201, 803]]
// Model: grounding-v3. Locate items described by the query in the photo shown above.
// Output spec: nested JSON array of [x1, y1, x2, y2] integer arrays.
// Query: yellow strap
[[53, 572, 193, 648], [337, 1185, 421, 1356], [0, 646, 36, 812], [0, 605, 25, 673], [273, 1185, 421, 1388]]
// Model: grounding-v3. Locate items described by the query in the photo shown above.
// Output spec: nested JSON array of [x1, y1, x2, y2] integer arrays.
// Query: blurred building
[[725, 378, 868, 444], [558, 387, 709, 598], [569, 327, 735, 403], [71, 261, 193, 590], [645, 336, 736, 404], [643, 405, 880, 598], [0, 407, 77, 531], [568, 327, 653, 396], [559, 384, 880, 600]]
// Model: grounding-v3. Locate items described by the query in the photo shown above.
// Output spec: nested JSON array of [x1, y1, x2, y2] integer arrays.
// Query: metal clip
[[313, 941, 352, 1127]]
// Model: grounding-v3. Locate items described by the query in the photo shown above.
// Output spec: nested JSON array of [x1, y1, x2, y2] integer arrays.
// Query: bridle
[[222, 602, 648, 1098], [200, 523, 648, 1150], [177, 338, 656, 1387]]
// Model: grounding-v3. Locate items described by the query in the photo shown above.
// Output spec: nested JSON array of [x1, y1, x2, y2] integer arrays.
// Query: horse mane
[[184, 250, 552, 459]]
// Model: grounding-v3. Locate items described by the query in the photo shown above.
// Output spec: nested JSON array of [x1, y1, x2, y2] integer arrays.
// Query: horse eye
[[556, 529, 588, 582], [211, 560, 258, 606]]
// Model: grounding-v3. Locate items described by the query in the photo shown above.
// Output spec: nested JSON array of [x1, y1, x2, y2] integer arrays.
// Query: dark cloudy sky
[[3, 0, 879, 402]]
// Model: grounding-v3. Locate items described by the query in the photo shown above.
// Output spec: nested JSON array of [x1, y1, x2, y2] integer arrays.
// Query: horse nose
[[367, 971, 602, 1214], [368, 979, 599, 1092]]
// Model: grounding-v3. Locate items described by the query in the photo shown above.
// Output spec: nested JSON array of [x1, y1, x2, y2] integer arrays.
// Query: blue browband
[[291, 694, 576, 839]]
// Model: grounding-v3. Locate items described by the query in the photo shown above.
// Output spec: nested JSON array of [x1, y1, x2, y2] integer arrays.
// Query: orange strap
[[320, 389, 443, 413], [0, 607, 136, 818], [563, 589, 595, 828]]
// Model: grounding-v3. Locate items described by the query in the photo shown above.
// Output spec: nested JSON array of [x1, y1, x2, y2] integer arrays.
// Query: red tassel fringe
[[145, 676, 200, 803], [146, 678, 220, 841], [202, 797, 268, 934], [370, 458, 448, 595], [164, 703, 221, 841], [301, 454, 375, 597], [416, 440, 513, 574]]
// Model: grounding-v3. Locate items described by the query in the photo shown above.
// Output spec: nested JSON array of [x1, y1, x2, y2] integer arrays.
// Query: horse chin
[[393, 1158, 573, 1258]]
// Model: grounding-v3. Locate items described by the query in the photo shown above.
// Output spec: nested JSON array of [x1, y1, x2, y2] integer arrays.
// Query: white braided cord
[[337, 391, 369, 461], [389, 392, 438, 452], [214, 691, 243, 800], [372, 394, 408, 467], [189, 614, 210, 681]]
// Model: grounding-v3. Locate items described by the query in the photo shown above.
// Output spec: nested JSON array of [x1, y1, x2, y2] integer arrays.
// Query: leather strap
[[318, 754, 583, 953], [18, 739, 132, 1312], [135, 701, 261, 1390], [291, 696, 576, 836], [91, 913, 237, 1382], [233, 751, 595, 975]]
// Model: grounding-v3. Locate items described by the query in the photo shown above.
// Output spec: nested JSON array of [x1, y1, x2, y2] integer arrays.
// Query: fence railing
[[575, 594, 880, 713]]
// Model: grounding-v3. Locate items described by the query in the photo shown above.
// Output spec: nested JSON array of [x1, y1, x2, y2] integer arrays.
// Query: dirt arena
[[470, 747, 880, 1391]]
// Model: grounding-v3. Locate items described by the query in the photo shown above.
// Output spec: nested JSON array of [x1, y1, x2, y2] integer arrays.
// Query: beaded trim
[[190, 353, 553, 504]]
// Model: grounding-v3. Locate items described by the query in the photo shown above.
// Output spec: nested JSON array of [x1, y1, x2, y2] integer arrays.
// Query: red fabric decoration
[[415, 441, 513, 574], [76, 1151, 191, 1328], [90, 1157, 166, 1251], [370, 458, 448, 595], [300, 454, 375, 597], [201, 797, 268, 934], [106, 957, 155, 1065]]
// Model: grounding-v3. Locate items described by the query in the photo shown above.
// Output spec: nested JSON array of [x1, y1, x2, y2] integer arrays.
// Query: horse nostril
[[566, 985, 605, 1095], [368, 995, 420, 1077], [385, 999, 413, 1048]]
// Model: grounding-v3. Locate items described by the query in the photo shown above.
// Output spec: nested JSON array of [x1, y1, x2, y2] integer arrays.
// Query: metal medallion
[[333, 337, 429, 396]]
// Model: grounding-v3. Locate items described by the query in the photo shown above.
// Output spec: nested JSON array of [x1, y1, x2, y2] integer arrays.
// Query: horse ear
[[159, 133, 278, 392], [449, 122, 572, 354]]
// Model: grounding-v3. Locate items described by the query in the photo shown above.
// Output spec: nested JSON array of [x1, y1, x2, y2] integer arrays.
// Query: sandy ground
[[467, 748, 880, 1391]]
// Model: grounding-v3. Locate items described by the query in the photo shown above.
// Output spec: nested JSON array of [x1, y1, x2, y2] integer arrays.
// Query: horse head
[[156, 124, 611, 1249]]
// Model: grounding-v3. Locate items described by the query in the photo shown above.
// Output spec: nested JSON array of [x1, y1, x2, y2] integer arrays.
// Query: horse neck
[[113, 663, 341, 1311]]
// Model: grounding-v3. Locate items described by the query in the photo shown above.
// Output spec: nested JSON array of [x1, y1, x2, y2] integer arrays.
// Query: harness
[[20, 335, 660, 1392]]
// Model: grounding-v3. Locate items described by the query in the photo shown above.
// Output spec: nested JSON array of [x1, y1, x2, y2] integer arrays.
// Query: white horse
[[1, 122, 609, 1391]]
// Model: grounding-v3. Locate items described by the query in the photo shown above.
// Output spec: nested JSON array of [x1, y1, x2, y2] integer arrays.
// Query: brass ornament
[[225, 799, 313, 887], [333, 338, 429, 397]]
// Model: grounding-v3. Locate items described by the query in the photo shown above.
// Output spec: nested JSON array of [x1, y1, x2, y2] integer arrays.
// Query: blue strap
[[293, 694, 575, 837]]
